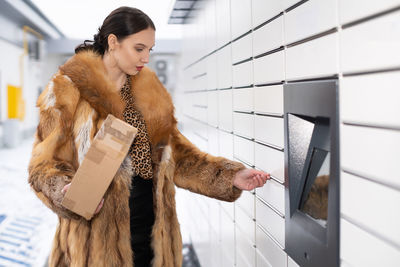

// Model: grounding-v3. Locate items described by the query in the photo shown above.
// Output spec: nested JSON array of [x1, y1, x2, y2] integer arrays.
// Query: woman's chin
[[126, 70, 139, 76]]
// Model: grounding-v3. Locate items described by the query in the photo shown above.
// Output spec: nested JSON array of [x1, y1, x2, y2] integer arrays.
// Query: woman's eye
[[135, 48, 144, 52]]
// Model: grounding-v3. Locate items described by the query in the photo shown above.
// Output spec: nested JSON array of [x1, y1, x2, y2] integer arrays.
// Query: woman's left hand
[[233, 169, 271, 191]]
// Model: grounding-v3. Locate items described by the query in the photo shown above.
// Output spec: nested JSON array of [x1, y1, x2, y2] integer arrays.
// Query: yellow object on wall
[[7, 85, 25, 120]]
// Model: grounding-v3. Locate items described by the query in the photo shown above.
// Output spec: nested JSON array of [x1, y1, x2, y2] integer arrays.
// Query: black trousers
[[129, 175, 155, 267]]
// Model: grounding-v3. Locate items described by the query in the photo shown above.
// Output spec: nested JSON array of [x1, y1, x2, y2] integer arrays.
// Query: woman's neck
[[102, 52, 126, 91]]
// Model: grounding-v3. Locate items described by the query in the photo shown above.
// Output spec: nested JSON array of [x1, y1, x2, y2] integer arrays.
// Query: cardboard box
[[62, 114, 137, 220]]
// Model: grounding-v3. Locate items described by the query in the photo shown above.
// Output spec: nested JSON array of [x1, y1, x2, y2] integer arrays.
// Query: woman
[[28, 6, 270, 267]]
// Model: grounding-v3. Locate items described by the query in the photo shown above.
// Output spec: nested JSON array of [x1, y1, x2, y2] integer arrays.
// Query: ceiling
[[168, 0, 197, 24], [30, 0, 183, 40]]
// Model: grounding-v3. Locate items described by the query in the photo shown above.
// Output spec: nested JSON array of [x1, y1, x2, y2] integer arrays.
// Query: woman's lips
[[136, 66, 143, 71]]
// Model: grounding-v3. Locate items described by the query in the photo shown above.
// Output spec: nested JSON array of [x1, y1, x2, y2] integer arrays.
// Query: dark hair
[[75, 7, 155, 54]]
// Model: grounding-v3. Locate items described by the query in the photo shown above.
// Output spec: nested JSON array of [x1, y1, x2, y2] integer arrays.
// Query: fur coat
[[28, 50, 245, 267]]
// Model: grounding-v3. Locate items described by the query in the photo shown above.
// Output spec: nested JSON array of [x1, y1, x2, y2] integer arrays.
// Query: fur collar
[[59, 50, 176, 148], [59, 50, 126, 119]]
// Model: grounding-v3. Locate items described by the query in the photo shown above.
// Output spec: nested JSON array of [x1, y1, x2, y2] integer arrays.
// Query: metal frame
[[284, 80, 340, 267]]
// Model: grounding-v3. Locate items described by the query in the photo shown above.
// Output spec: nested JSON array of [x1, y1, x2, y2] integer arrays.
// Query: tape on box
[[85, 145, 106, 164], [102, 133, 124, 151]]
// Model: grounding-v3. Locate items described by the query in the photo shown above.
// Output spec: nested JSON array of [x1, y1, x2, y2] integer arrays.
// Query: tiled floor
[[0, 138, 58, 267]]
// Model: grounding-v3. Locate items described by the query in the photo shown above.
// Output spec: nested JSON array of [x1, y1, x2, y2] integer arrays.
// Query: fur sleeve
[[170, 128, 245, 202], [28, 76, 80, 219]]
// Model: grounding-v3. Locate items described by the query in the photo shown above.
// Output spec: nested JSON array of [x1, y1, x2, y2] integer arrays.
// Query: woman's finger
[[256, 175, 263, 187], [94, 198, 104, 214], [260, 175, 265, 185], [251, 170, 271, 181], [252, 175, 259, 187], [251, 176, 259, 189], [61, 183, 71, 194]]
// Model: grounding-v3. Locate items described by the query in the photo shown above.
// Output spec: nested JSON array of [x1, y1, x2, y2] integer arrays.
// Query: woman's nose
[[141, 53, 150, 64]]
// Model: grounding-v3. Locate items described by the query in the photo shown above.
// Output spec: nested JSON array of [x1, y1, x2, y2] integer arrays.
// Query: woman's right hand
[[61, 183, 105, 215]]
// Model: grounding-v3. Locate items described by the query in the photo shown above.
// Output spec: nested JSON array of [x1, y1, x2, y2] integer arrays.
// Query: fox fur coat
[[28, 50, 245, 267]]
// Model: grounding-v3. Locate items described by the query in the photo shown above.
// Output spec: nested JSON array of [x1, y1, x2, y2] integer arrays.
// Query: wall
[[0, 13, 47, 144], [0, 38, 44, 144], [0, 40, 23, 124], [173, 0, 400, 266]]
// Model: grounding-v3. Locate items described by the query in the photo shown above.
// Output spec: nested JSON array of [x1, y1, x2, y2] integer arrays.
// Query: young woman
[[28, 6, 270, 267]]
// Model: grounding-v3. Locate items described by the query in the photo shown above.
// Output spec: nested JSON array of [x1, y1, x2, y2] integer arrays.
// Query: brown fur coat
[[28, 50, 245, 267]]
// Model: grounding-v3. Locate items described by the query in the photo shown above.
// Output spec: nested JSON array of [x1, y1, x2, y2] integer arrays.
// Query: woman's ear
[[107, 34, 118, 51]]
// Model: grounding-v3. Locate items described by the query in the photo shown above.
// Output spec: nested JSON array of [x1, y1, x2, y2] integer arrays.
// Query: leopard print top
[[119, 75, 153, 179]]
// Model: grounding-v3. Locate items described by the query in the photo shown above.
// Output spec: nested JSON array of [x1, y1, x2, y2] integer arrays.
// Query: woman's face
[[111, 27, 155, 76]]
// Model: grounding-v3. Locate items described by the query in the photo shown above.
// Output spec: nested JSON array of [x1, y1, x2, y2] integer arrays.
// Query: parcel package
[[62, 114, 137, 220]]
